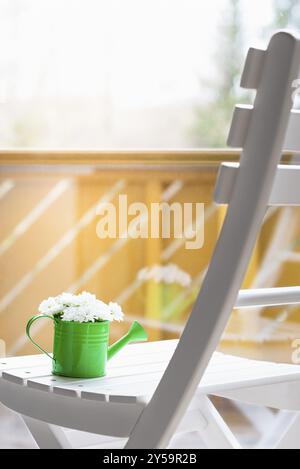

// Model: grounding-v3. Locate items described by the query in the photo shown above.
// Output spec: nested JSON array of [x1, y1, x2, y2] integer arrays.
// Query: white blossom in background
[[137, 264, 191, 288], [38, 292, 124, 323]]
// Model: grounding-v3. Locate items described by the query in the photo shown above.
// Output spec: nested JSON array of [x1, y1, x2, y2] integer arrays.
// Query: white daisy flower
[[56, 292, 78, 307], [76, 291, 97, 306], [39, 297, 63, 315], [39, 292, 124, 324], [108, 302, 124, 322]]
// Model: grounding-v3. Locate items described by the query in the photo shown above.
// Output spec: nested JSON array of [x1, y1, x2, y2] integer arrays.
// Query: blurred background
[[0, 0, 299, 149], [0, 0, 300, 356], [1, 0, 300, 448]]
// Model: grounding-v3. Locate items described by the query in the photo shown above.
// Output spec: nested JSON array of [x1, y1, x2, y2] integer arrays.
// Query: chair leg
[[275, 413, 300, 449], [232, 401, 292, 448], [22, 415, 73, 449], [196, 396, 241, 449], [173, 396, 241, 449], [232, 401, 277, 437]]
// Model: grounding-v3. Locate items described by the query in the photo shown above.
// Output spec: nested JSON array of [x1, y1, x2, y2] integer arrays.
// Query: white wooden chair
[[1, 31, 300, 449]]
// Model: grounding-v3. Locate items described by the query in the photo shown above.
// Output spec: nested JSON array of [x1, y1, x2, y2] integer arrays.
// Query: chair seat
[[1, 340, 300, 438], [1, 340, 300, 408]]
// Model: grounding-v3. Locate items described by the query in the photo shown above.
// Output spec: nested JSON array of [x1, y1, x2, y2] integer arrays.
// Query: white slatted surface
[[0, 354, 49, 376], [215, 163, 300, 206], [2, 340, 300, 406]]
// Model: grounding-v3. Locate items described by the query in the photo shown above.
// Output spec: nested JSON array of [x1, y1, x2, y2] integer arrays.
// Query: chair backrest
[[126, 32, 300, 449], [215, 163, 300, 206]]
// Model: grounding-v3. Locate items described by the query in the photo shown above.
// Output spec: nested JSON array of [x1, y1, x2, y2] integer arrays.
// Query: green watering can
[[26, 316, 148, 379]]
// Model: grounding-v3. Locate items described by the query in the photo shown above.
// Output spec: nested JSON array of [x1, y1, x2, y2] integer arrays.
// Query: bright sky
[[0, 0, 277, 108]]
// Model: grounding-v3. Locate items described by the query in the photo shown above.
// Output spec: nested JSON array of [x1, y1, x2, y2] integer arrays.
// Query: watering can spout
[[107, 321, 148, 361]]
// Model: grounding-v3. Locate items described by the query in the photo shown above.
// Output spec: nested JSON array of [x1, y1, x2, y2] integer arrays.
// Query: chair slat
[[236, 287, 300, 308], [2, 365, 52, 384], [0, 354, 48, 376], [19, 350, 280, 400], [26, 347, 173, 392], [109, 345, 176, 369], [2, 347, 300, 411], [29, 361, 168, 395], [84, 373, 162, 404], [228, 108, 300, 152], [1, 340, 176, 389], [241, 47, 266, 89], [285, 110, 300, 152], [214, 163, 300, 206], [227, 105, 253, 148], [200, 358, 300, 393], [108, 381, 160, 405]]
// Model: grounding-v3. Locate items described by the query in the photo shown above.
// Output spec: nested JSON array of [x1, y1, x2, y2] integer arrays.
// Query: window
[[0, 0, 299, 149]]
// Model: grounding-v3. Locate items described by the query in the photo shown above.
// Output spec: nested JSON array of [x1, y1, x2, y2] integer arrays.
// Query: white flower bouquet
[[137, 263, 191, 287], [137, 263, 193, 322], [38, 291, 124, 323], [28, 291, 145, 379]]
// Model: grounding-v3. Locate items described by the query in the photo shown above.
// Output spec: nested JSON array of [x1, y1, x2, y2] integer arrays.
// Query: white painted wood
[[236, 286, 300, 308], [275, 413, 300, 449], [215, 163, 300, 206], [3, 340, 175, 389], [227, 105, 253, 148], [258, 411, 297, 449], [2, 348, 300, 443], [4, 347, 300, 408], [26, 360, 169, 395], [2, 365, 52, 384], [240, 47, 266, 89], [107, 344, 176, 368], [175, 408, 207, 435], [228, 109, 300, 152], [0, 354, 300, 447], [284, 110, 300, 152], [200, 362, 300, 394], [23, 342, 175, 392], [82, 439, 126, 450], [214, 379, 300, 411], [232, 401, 279, 438], [54, 370, 163, 402], [86, 370, 163, 398], [193, 396, 241, 449], [0, 354, 48, 376], [126, 32, 300, 449], [108, 381, 159, 404], [22, 415, 72, 449], [0, 378, 144, 438], [64, 430, 125, 450]]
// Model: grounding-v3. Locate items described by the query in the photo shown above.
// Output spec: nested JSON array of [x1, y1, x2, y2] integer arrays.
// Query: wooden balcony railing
[[0, 150, 299, 363]]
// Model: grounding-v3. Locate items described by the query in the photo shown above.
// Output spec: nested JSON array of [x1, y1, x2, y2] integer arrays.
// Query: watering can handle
[[26, 314, 55, 362]]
